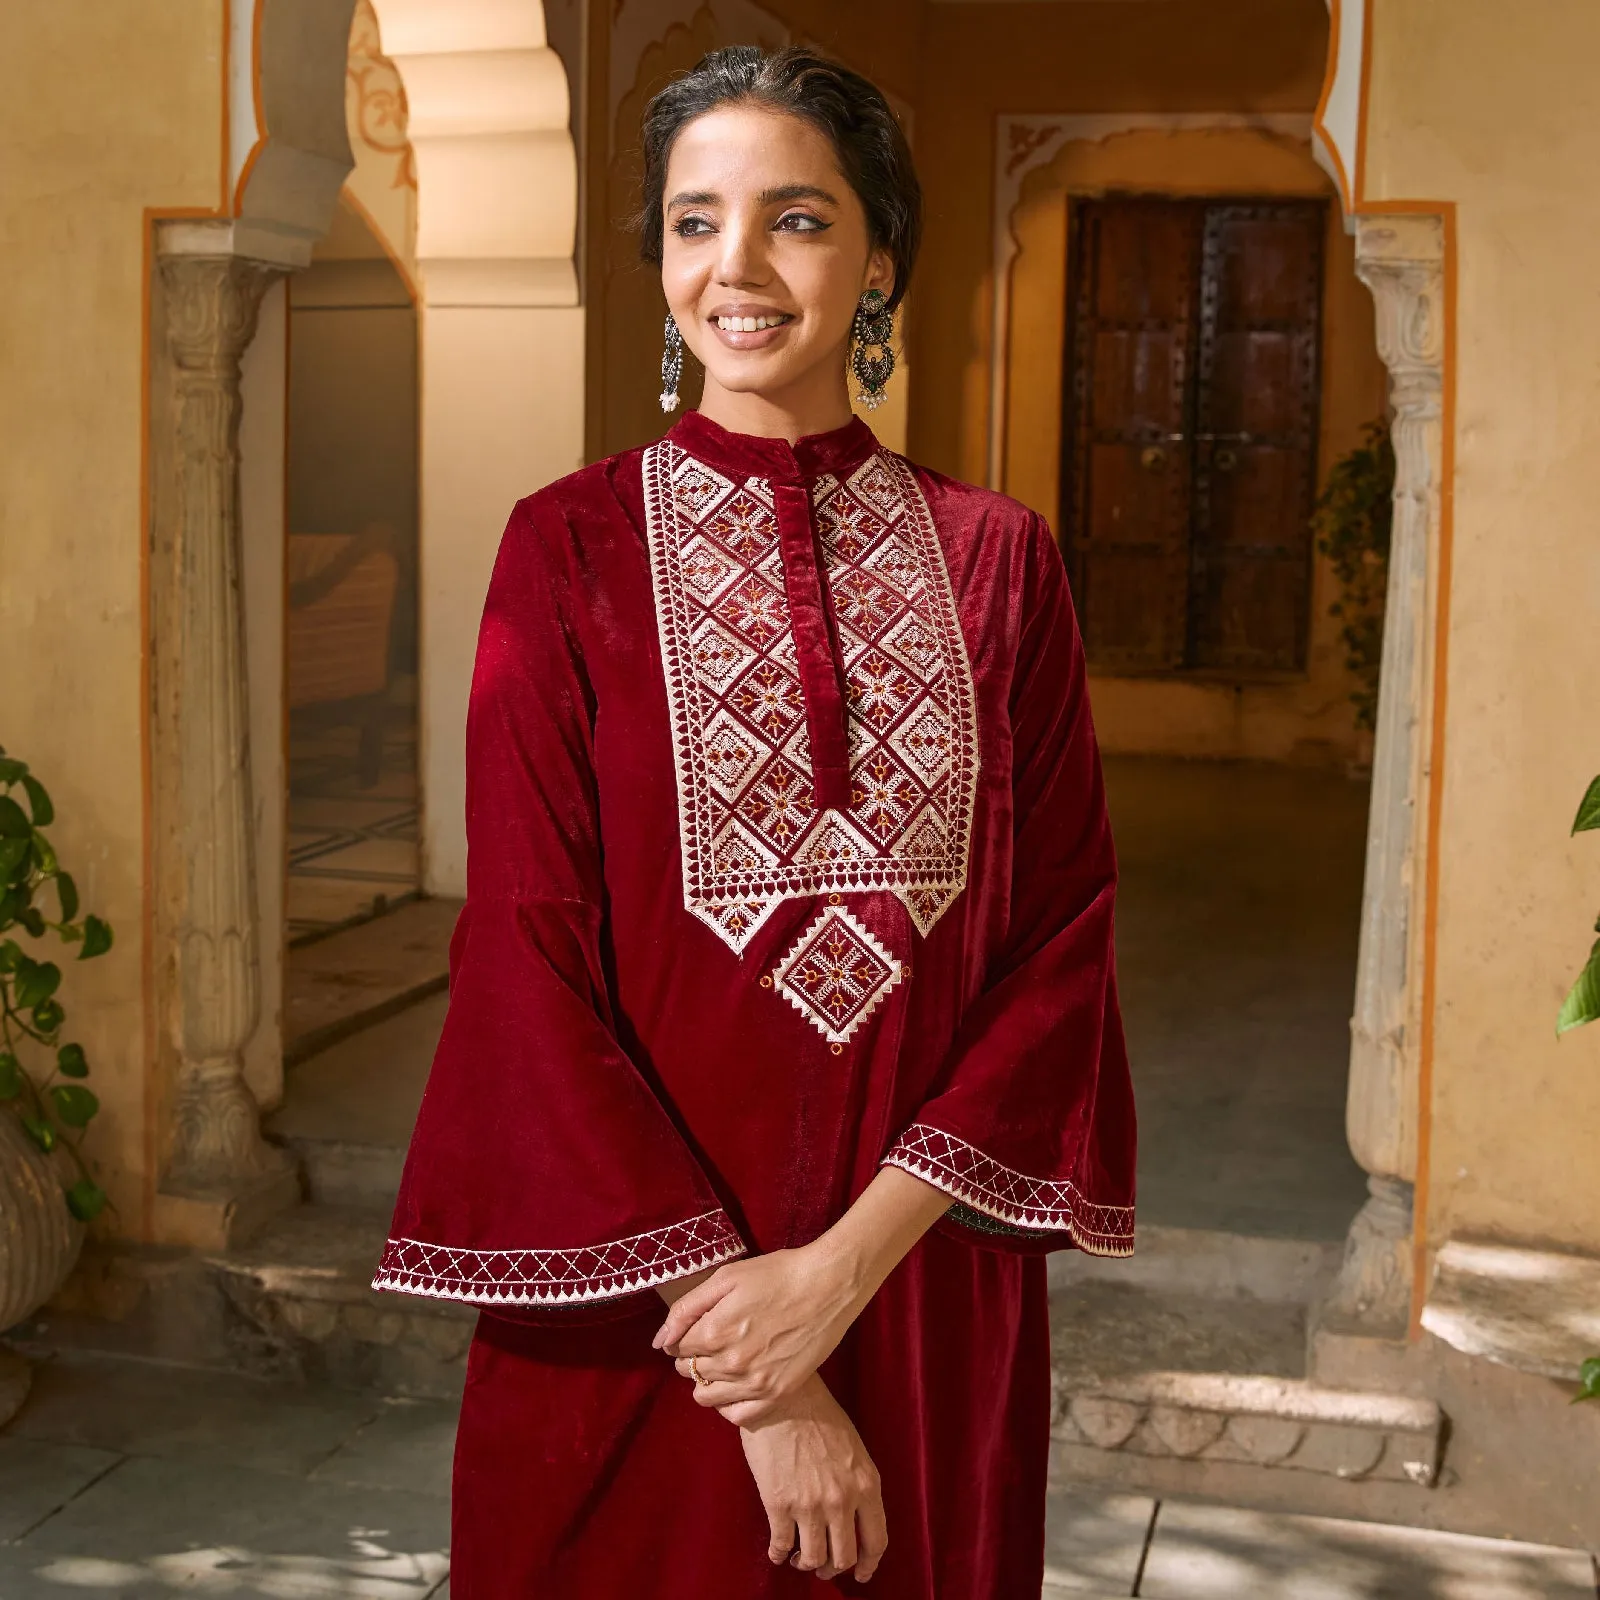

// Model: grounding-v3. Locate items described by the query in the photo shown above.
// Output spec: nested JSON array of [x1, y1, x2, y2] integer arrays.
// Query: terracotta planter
[[0, 1109, 83, 1334]]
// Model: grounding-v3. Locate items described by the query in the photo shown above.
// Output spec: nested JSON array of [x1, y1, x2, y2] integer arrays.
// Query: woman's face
[[660, 103, 893, 412]]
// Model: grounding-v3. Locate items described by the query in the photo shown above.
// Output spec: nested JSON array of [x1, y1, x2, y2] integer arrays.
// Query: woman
[[376, 45, 1135, 1598]]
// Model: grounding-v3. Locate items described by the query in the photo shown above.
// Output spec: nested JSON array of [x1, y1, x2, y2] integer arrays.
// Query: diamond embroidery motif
[[772, 906, 904, 1044], [644, 442, 980, 953]]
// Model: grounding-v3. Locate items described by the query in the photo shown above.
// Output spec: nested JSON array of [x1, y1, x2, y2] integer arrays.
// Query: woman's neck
[[695, 366, 855, 445]]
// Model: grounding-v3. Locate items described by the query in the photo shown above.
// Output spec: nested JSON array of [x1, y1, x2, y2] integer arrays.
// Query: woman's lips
[[708, 312, 794, 351]]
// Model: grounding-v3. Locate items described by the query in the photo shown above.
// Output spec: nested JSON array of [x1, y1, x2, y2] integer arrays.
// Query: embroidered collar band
[[667, 409, 880, 486]]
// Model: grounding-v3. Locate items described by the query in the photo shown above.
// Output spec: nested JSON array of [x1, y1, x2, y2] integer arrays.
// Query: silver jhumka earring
[[659, 311, 683, 413], [851, 289, 895, 411]]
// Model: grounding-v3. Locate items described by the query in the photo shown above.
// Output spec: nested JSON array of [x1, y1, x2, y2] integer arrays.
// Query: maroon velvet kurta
[[375, 412, 1135, 1599]]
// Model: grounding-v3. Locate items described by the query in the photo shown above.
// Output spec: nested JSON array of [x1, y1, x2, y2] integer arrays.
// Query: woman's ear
[[865, 248, 895, 300]]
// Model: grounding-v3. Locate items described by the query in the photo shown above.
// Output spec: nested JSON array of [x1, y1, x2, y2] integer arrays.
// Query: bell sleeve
[[373, 494, 746, 1309], [881, 511, 1136, 1257]]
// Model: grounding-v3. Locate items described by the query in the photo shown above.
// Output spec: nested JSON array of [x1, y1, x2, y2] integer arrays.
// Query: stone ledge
[[1420, 1238, 1600, 1382], [1053, 1369, 1442, 1486]]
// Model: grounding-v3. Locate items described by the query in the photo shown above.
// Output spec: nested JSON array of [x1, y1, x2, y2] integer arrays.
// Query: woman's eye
[[672, 215, 715, 238], [775, 211, 828, 234]]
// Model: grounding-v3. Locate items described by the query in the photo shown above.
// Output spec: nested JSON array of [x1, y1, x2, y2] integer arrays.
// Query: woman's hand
[[738, 1373, 887, 1583], [654, 1167, 953, 1426], [655, 1242, 862, 1424]]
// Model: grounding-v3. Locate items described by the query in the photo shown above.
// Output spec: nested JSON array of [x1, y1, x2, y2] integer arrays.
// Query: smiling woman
[[375, 43, 1136, 1600], [635, 50, 918, 436]]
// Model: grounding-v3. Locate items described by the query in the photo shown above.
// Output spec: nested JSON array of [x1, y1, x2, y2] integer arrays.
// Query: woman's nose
[[714, 216, 769, 287]]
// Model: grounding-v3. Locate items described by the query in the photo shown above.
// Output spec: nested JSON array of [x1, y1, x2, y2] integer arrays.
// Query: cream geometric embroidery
[[373, 1210, 747, 1306], [771, 905, 904, 1045], [881, 1123, 1135, 1258], [643, 442, 980, 954]]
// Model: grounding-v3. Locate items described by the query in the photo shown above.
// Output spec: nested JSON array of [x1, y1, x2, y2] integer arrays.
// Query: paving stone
[[0, 1455, 449, 1599], [1139, 1500, 1597, 1598], [1042, 1485, 1152, 1592], [310, 1396, 458, 1498], [0, 1436, 120, 1542], [7, 1354, 381, 1477]]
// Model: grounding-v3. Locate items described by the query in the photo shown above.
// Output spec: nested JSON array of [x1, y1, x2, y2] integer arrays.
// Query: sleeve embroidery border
[[372, 1209, 747, 1306], [881, 1122, 1134, 1257]]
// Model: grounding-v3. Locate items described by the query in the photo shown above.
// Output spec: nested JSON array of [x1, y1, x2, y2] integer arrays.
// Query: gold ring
[[688, 1355, 705, 1386]]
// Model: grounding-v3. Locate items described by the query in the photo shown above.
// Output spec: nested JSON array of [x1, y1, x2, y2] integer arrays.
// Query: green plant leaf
[[65, 1179, 107, 1223], [0, 757, 28, 784], [79, 916, 112, 959], [1573, 777, 1600, 835], [14, 959, 60, 1009], [48, 1084, 98, 1128], [20, 1114, 55, 1153], [20, 776, 53, 828], [0, 796, 30, 838], [55, 871, 78, 923], [0, 886, 25, 927], [1575, 1357, 1600, 1403], [0, 838, 28, 882], [56, 1042, 89, 1079], [31, 833, 56, 876], [56, 923, 83, 945], [0, 1054, 21, 1100], [17, 907, 45, 939], [0, 940, 20, 973], [1557, 939, 1600, 1034], [31, 997, 64, 1034]]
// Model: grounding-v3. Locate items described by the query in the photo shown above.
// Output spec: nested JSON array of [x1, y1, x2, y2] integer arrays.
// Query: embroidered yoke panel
[[642, 441, 980, 955]]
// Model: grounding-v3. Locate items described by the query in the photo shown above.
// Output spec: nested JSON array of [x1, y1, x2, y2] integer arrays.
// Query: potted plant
[[1556, 773, 1600, 1404], [0, 746, 112, 1386], [1311, 418, 1395, 760]]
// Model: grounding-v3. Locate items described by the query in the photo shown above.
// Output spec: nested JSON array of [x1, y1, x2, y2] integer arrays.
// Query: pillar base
[[1312, 1175, 1415, 1347], [153, 1159, 301, 1252]]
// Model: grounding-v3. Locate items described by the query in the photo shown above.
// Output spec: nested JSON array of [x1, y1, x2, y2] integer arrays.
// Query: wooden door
[[1060, 197, 1325, 675]]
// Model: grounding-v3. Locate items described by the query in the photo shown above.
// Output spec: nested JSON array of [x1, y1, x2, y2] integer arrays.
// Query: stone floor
[[1104, 755, 1372, 1240], [287, 695, 421, 939], [0, 1351, 1593, 1599]]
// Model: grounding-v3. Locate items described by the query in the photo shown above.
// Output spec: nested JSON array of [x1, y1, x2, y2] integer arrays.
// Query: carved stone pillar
[[151, 236, 299, 1249], [1319, 215, 1446, 1343]]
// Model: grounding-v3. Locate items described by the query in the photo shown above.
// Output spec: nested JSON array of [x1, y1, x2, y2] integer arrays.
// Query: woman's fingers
[[764, 1505, 797, 1566], [789, 1512, 829, 1574], [854, 1495, 888, 1582], [652, 1272, 734, 1351], [825, 1507, 859, 1579]]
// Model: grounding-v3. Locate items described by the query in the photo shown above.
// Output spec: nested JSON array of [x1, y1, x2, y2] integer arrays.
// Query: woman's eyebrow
[[666, 189, 718, 209], [759, 183, 839, 207]]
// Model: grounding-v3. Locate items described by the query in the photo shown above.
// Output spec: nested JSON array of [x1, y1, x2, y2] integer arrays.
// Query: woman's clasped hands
[[653, 1168, 954, 1584], [654, 1233, 885, 1582]]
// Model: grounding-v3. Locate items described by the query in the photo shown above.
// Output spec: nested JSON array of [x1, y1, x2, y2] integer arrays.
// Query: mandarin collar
[[666, 410, 879, 486]]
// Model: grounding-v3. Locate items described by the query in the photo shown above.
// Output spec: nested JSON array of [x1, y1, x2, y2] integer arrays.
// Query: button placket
[[773, 481, 852, 812]]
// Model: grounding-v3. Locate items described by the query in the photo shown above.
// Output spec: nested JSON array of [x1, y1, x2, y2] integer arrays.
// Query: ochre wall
[[1000, 129, 1387, 765], [1363, 0, 1600, 1251], [0, 3, 226, 1231]]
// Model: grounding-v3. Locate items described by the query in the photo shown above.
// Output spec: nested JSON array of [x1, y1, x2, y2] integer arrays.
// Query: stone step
[[206, 1204, 472, 1400], [266, 988, 442, 1209], [1047, 1278, 1445, 1524], [285, 895, 458, 1067]]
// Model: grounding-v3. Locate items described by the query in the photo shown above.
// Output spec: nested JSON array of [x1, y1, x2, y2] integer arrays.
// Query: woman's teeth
[[716, 314, 788, 332]]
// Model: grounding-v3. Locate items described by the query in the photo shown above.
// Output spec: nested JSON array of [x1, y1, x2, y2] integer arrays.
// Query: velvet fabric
[[376, 412, 1136, 1599]]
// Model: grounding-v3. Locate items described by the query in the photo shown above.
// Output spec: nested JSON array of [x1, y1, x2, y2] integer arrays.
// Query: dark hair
[[637, 45, 922, 312]]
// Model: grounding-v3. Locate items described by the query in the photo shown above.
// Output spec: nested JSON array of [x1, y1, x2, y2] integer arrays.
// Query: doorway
[[283, 197, 421, 942], [1061, 195, 1326, 677]]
